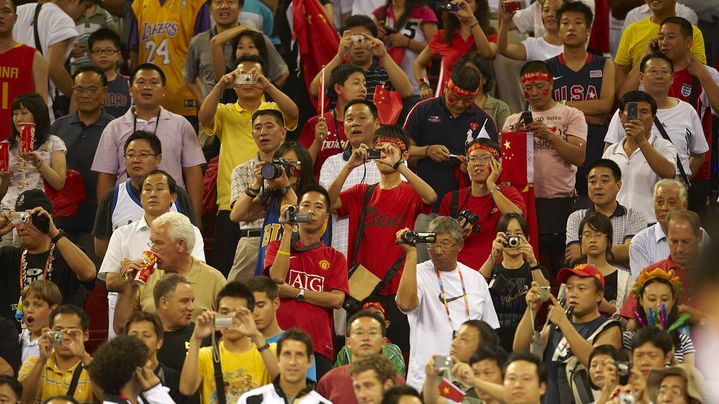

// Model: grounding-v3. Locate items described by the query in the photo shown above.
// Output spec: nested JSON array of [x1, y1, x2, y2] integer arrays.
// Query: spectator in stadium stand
[[185, 0, 288, 109], [502, 60, 587, 275], [264, 185, 348, 379], [381, 385, 423, 404], [91, 63, 205, 229], [426, 345, 508, 404], [112, 211, 225, 333], [626, 327, 676, 378], [237, 328, 329, 404], [179, 282, 279, 403], [328, 126, 436, 353], [586, 345, 630, 400], [0, 376, 21, 403], [479, 213, 549, 353], [339, 310, 405, 375], [67, 0, 116, 74], [246, 276, 318, 381], [309, 15, 413, 101], [50, 66, 114, 263], [200, 54, 298, 277], [93, 131, 197, 259], [124, 311, 184, 402], [152, 274, 210, 372], [657, 16, 719, 211], [11, 0, 85, 119], [602, 91, 677, 224], [621, 267, 696, 366], [548, 1, 616, 197], [438, 139, 525, 270], [646, 364, 705, 403], [605, 54, 708, 198], [0, 190, 96, 325], [614, 0, 706, 95], [502, 352, 547, 404], [413, 0, 498, 99], [457, 52, 511, 131], [497, 0, 564, 62], [513, 265, 622, 403], [1, 93, 67, 232], [0, 0, 48, 140], [98, 170, 205, 339], [87, 334, 174, 404], [628, 179, 710, 277], [0, 317, 21, 376], [421, 320, 501, 399], [396, 215, 501, 389], [404, 64, 498, 213], [19, 305, 100, 403], [19, 280, 62, 363], [564, 159, 647, 270], [318, 99, 381, 258], [372, 0, 439, 97], [128, 0, 209, 125], [300, 64, 367, 178], [226, 110, 287, 282], [88, 28, 131, 118], [349, 355, 400, 404]]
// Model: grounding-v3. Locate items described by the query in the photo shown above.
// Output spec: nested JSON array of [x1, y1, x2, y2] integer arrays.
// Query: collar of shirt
[[271, 377, 316, 400], [588, 203, 627, 218], [613, 133, 660, 156], [233, 97, 270, 114], [122, 106, 171, 124], [136, 215, 151, 232], [69, 111, 114, 128], [45, 352, 83, 375], [652, 223, 666, 243]]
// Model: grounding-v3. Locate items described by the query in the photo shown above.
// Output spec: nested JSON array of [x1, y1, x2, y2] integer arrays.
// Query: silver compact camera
[[49, 330, 64, 344], [214, 314, 234, 329], [352, 34, 365, 45], [235, 73, 253, 85], [9, 211, 30, 225]]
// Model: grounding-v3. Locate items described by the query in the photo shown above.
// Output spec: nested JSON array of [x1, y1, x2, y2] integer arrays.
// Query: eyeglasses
[[90, 48, 119, 55], [73, 86, 102, 96], [124, 152, 157, 160], [645, 69, 672, 77], [428, 242, 457, 252], [467, 155, 493, 164], [580, 231, 606, 240]]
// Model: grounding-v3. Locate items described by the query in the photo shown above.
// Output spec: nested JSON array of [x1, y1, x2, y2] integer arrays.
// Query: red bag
[[44, 170, 85, 217], [373, 84, 403, 124]]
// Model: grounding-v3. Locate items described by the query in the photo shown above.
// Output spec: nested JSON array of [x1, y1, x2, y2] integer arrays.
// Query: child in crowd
[[19, 280, 61, 363], [88, 28, 130, 118]]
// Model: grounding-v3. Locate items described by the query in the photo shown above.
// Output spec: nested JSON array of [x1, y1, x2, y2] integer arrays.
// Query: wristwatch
[[296, 288, 306, 302]]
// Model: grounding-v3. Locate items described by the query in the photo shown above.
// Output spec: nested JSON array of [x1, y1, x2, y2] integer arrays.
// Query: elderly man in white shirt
[[99, 170, 205, 338], [395, 216, 499, 390], [629, 178, 710, 277]]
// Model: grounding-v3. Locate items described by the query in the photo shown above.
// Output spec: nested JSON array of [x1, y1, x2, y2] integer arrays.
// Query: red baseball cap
[[557, 264, 605, 288]]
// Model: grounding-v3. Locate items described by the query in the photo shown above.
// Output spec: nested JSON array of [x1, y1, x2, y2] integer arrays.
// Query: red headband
[[521, 72, 551, 84], [466, 143, 500, 160], [374, 136, 408, 153], [447, 79, 479, 98]]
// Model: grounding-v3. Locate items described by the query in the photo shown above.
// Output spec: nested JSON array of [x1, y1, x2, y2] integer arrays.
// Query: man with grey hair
[[628, 178, 710, 277], [113, 212, 226, 334], [395, 216, 499, 389]]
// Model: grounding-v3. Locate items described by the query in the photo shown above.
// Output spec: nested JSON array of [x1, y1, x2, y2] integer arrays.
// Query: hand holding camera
[[279, 205, 313, 225], [338, 30, 355, 56], [346, 144, 369, 169], [396, 230, 436, 246], [456, 209, 480, 235], [261, 159, 293, 189]]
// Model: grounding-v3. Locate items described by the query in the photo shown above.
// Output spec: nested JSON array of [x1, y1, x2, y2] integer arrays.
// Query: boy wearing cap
[[513, 264, 622, 403], [0, 190, 96, 326]]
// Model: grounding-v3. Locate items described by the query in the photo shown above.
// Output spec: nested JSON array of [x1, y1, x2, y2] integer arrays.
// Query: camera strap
[[66, 362, 84, 397], [652, 116, 691, 188], [435, 267, 470, 330], [212, 334, 227, 404], [350, 184, 377, 267], [290, 231, 321, 253]]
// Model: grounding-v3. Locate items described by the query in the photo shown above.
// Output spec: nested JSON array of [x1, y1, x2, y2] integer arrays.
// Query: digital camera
[[281, 205, 313, 224], [367, 148, 382, 160], [9, 211, 30, 225], [400, 231, 437, 245], [235, 73, 253, 85], [352, 35, 365, 44], [457, 209, 480, 233], [504, 235, 520, 248], [214, 314, 234, 329], [261, 158, 294, 180], [441, 2, 460, 12], [49, 330, 64, 345]]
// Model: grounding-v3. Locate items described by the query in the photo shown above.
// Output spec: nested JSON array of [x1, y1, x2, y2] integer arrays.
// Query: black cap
[[15, 190, 54, 214]]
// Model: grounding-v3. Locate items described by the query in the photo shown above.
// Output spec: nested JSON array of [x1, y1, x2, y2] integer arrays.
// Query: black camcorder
[[400, 231, 436, 246], [280, 205, 312, 224]]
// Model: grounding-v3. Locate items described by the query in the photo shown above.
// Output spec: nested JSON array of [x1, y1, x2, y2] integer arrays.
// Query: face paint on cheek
[[447, 93, 457, 104], [540, 88, 550, 97], [523, 90, 531, 99]]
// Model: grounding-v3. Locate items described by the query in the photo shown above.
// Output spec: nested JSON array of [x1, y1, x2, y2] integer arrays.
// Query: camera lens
[[261, 163, 281, 180]]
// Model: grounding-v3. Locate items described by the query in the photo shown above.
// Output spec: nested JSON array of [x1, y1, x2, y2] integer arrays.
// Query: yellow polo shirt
[[18, 353, 94, 404], [615, 17, 706, 67], [202, 101, 298, 211]]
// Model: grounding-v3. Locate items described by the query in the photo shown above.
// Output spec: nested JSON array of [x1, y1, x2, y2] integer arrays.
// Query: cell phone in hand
[[520, 111, 533, 126], [503, 0, 523, 12], [627, 102, 638, 121]]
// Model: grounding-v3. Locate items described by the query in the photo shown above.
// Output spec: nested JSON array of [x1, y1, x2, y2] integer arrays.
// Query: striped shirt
[[18, 354, 94, 404], [623, 330, 695, 363]]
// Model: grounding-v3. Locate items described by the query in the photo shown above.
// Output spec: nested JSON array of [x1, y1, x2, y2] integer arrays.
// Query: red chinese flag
[[438, 377, 465, 402], [373, 84, 403, 124], [500, 131, 539, 256], [292, 0, 339, 101]]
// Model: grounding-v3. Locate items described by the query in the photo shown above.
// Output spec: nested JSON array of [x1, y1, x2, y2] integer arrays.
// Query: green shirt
[[333, 343, 406, 377]]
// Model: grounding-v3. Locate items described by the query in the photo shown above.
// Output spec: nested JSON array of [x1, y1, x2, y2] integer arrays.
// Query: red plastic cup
[[19, 123, 35, 154], [134, 250, 158, 285], [0, 141, 9, 174]]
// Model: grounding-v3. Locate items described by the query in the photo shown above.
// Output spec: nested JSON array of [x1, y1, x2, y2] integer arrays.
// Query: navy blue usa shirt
[[404, 96, 497, 212]]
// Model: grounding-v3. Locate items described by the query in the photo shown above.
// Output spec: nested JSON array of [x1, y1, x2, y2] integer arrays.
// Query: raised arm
[[367, 36, 414, 98], [395, 230, 419, 312], [309, 31, 353, 98]]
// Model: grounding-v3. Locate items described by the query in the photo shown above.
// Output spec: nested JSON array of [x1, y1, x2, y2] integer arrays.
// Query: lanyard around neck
[[20, 243, 56, 289], [133, 108, 162, 135], [435, 266, 470, 330]]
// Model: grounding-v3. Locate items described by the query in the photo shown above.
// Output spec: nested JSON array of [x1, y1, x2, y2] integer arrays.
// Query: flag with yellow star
[[438, 377, 465, 402]]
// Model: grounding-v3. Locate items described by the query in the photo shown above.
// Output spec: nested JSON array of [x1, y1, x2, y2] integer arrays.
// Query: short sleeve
[[230, 165, 245, 206], [502, 113, 520, 132], [438, 191, 452, 216], [92, 123, 121, 175], [685, 106, 709, 155], [47, 135, 67, 154], [520, 37, 535, 61], [327, 250, 349, 295], [402, 103, 421, 142], [625, 209, 647, 240], [512, 5, 535, 34], [180, 120, 206, 167], [184, 36, 201, 83], [655, 139, 678, 170], [566, 107, 588, 141], [264, 35, 288, 82], [298, 117, 318, 150], [337, 183, 367, 218], [92, 190, 114, 239], [565, 210, 583, 245], [502, 185, 526, 216], [414, 6, 438, 23], [614, 24, 635, 67], [17, 355, 38, 382], [263, 240, 281, 274], [690, 27, 706, 64], [604, 111, 623, 144]]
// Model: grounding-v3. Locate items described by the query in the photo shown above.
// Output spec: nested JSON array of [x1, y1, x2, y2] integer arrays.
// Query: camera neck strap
[[435, 266, 470, 330], [290, 231, 321, 253], [20, 243, 55, 289], [652, 116, 691, 188], [351, 184, 377, 267], [66, 361, 84, 398]]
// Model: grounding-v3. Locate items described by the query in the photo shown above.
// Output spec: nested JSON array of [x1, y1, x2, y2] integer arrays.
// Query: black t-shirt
[[157, 362, 196, 404], [92, 181, 196, 240], [157, 323, 210, 371], [603, 271, 618, 303], [0, 317, 21, 376], [0, 246, 95, 328], [488, 262, 550, 352]]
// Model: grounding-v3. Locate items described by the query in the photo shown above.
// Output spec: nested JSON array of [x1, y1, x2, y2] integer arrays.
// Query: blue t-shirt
[[104, 74, 131, 118]]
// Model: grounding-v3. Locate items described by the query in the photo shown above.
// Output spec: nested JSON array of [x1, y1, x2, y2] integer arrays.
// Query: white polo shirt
[[602, 135, 677, 223]]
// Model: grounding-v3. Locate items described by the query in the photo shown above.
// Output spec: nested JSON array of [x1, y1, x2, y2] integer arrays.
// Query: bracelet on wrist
[[468, 20, 479, 29], [257, 342, 271, 352], [530, 264, 541, 271], [392, 160, 405, 170], [51, 230, 66, 244], [425, 145, 432, 157], [245, 188, 259, 198], [277, 250, 290, 256]]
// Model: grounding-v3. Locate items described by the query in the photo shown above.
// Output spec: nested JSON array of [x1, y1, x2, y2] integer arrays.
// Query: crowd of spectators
[[1, 0, 719, 402]]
